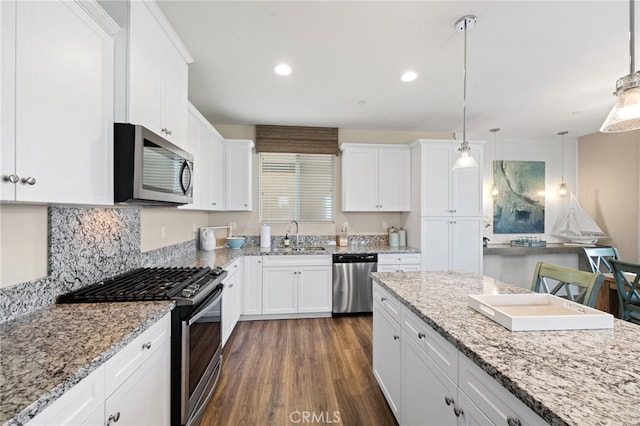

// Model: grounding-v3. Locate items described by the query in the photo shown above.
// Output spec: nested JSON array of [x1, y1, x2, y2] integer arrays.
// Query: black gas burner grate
[[58, 267, 219, 303]]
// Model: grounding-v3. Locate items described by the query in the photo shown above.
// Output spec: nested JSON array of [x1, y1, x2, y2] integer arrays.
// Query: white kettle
[[200, 227, 216, 251]]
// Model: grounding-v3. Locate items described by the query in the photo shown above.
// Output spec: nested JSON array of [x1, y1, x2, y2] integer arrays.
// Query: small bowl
[[226, 237, 245, 249]]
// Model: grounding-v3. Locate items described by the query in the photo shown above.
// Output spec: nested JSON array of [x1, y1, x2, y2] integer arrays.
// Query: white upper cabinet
[[180, 103, 224, 211], [420, 141, 483, 217], [225, 139, 254, 211], [341, 144, 411, 212], [1, 0, 118, 204], [108, 0, 193, 148]]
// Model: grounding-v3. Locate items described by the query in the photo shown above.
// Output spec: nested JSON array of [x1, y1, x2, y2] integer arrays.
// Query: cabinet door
[[378, 148, 411, 211], [263, 266, 297, 314], [421, 217, 452, 271], [451, 218, 482, 274], [421, 144, 452, 216], [341, 148, 379, 211], [372, 301, 401, 421], [209, 132, 225, 210], [160, 40, 188, 145], [451, 144, 482, 217], [298, 265, 332, 313], [402, 331, 457, 426], [243, 256, 263, 315], [225, 140, 253, 211], [222, 261, 241, 347], [105, 339, 170, 426], [8, 0, 114, 204], [128, 1, 163, 135], [456, 391, 493, 426]]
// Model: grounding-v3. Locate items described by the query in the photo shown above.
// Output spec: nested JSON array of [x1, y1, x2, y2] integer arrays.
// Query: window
[[259, 153, 335, 222]]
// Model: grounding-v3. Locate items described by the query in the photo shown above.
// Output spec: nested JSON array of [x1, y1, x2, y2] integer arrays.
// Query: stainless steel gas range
[[58, 266, 227, 426]]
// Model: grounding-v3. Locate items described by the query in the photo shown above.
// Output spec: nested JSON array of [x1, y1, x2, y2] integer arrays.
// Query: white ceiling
[[157, 0, 638, 140]]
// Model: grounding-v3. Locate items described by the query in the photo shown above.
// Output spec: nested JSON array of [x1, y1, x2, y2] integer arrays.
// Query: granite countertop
[[371, 271, 640, 426], [0, 301, 173, 425]]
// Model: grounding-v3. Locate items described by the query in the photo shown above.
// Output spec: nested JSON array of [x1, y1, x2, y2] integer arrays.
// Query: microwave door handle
[[180, 161, 194, 195]]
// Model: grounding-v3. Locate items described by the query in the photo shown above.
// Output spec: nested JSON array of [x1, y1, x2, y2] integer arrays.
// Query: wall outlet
[[160, 226, 166, 239], [382, 221, 388, 231]]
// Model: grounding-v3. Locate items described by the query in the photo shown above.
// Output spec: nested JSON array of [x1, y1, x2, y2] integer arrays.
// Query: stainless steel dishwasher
[[332, 253, 378, 314]]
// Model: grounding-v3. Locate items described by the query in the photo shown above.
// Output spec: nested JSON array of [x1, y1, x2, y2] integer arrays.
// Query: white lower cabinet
[[373, 295, 402, 422], [28, 313, 171, 426], [377, 253, 422, 272], [372, 282, 545, 426], [262, 255, 332, 316], [222, 258, 242, 346], [243, 256, 263, 315]]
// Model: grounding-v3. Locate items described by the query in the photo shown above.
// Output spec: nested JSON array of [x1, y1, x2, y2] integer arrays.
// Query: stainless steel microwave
[[114, 123, 193, 205]]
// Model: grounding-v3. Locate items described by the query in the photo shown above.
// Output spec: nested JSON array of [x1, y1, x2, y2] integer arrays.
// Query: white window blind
[[259, 153, 335, 222]]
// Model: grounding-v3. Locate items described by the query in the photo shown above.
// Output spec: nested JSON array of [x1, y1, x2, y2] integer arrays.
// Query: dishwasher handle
[[332, 253, 378, 263]]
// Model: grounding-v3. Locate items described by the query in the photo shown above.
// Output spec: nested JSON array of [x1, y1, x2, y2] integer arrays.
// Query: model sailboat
[[551, 193, 606, 245]]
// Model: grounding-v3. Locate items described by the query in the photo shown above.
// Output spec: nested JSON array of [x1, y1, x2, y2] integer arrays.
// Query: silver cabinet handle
[[445, 396, 454, 406], [380, 296, 387, 302], [393, 335, 399, 340], [507, 417, 522, 426], [418, 332, 425, 339], [3, 174, 19, 183], [21, 176, 36, 185], [108, 412, 120, 424], [161, 128, 172, 136], [454, 407, 464, 417], [142, 342, 151, 350]]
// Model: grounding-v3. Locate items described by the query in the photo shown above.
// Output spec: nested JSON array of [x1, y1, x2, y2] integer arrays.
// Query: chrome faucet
[[289, 220, 299, 248]]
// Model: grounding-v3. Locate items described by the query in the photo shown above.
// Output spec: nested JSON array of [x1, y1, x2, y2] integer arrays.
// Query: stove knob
[[181, 287, 196, 298]]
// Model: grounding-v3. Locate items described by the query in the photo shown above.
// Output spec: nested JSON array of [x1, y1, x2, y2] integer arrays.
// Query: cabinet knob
[[393, 335, 399, 340], [445, 396, 454, 406], [142, 342, 152, 350], [21, 176, 36, 185], [3, 174, 19, 183], [453, 407, 464, 417], [161, 128, 173, 136], [244, 203, 248, 207], [211, 202, 217, 206], [507, 417, 522, 426], [108, 412, 121, 424], [228, 283, 234, 288], [417, 332, 426, 339], [380, 296, 387, 302]]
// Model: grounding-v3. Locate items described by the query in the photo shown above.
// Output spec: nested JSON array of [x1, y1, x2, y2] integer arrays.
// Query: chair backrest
[[531, 262, 605, 308], [609, 259, 640, 323], [582, 247, 620, 274]]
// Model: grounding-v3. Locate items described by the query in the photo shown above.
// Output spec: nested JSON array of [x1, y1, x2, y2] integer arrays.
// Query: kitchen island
[[371, 271, 640, 425]]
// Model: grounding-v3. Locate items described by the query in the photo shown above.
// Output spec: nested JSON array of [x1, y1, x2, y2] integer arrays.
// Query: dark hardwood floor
[[202, 316, 397, 426]]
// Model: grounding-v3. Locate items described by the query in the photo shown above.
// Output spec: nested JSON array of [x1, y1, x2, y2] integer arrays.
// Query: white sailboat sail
[[551, 193, 606, 244]]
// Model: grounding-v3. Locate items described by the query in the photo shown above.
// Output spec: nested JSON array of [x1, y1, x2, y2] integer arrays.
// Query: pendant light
[[600, 0, 640, 132], [452, 15, 478, 170], [558, 131, 569, 196], [490, 128, 500, 197]]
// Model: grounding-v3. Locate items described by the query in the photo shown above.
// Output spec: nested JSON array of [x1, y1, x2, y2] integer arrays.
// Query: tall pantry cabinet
[[405, 140, 485, 274]]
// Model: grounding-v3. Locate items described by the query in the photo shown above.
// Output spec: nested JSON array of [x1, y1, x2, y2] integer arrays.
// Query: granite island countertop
[[0, 301, 173, 425], [371, 271, 640, 426]]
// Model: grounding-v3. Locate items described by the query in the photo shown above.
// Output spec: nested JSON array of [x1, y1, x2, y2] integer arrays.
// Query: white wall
[[480, 136, 578, 245]]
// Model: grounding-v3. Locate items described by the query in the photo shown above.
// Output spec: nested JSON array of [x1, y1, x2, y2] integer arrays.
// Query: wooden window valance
[[255, 125, 339, 155]]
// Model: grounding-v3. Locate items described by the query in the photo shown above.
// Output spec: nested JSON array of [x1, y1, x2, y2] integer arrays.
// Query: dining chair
[[531, 262, 605, 308], [609, 259, 640, 324], [582, 247, 620, 274]]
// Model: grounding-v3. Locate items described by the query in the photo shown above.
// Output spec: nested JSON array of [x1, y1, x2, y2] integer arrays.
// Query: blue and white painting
[[493, 161, 545, 234]]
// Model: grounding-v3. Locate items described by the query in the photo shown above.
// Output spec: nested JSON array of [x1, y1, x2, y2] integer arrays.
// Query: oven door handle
[[187, 287, 223, 326]]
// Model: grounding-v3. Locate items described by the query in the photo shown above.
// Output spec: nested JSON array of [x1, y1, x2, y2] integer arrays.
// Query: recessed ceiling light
[[401, 71, 417, 82], [274, 63, 292, 76]]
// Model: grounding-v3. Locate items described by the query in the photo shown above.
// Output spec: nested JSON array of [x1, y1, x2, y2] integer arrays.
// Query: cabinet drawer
[[458, 354, 546, 426], [225, 258, 242, 279], [28, 365, 105, 426], [105, 313, 171, 396], [262, 254, 331, 267], [378, 253, 421, 265], [402, 306, 458, 381], [372, 282, 401, 323]]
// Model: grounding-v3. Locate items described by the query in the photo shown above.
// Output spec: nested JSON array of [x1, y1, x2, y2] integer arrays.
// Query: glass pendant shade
[[600, 76, 640, 132], [558, 182, 568, 196], [452, 144, 478, 169]]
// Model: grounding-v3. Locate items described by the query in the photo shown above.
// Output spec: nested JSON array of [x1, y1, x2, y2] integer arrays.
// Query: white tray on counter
[[467, 293, 614, 331]]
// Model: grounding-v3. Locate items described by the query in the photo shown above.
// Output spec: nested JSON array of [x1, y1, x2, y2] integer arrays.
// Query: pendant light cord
[[462, 19, 468, 146], [630, 0, 636, 73]]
